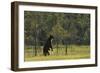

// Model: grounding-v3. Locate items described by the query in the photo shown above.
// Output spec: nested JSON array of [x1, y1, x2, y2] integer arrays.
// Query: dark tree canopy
[[24, 11, 90, 46]]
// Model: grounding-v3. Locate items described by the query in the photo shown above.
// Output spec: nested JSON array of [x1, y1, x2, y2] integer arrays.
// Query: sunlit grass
[[24, 45, 90, 61]]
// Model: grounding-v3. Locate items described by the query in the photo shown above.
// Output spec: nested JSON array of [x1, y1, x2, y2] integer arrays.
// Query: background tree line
[[24, 11, 90, 47]]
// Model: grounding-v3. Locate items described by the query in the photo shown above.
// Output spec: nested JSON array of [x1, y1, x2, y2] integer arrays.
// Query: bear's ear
[[50, 35, 54, 39]]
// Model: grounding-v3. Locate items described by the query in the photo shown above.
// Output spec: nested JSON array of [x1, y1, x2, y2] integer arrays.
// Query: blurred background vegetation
[[24, 11, 90, 46]]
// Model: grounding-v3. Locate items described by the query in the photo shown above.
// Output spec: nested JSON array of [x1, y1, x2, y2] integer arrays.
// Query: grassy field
[[24, 45, 90, 61]]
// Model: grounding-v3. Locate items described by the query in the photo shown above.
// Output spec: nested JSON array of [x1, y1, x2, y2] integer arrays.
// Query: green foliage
[[24, 11, 90, 46]]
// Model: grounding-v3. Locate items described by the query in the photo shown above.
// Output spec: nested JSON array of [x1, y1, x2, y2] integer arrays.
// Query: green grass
[[24, 45, 90, 61]]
